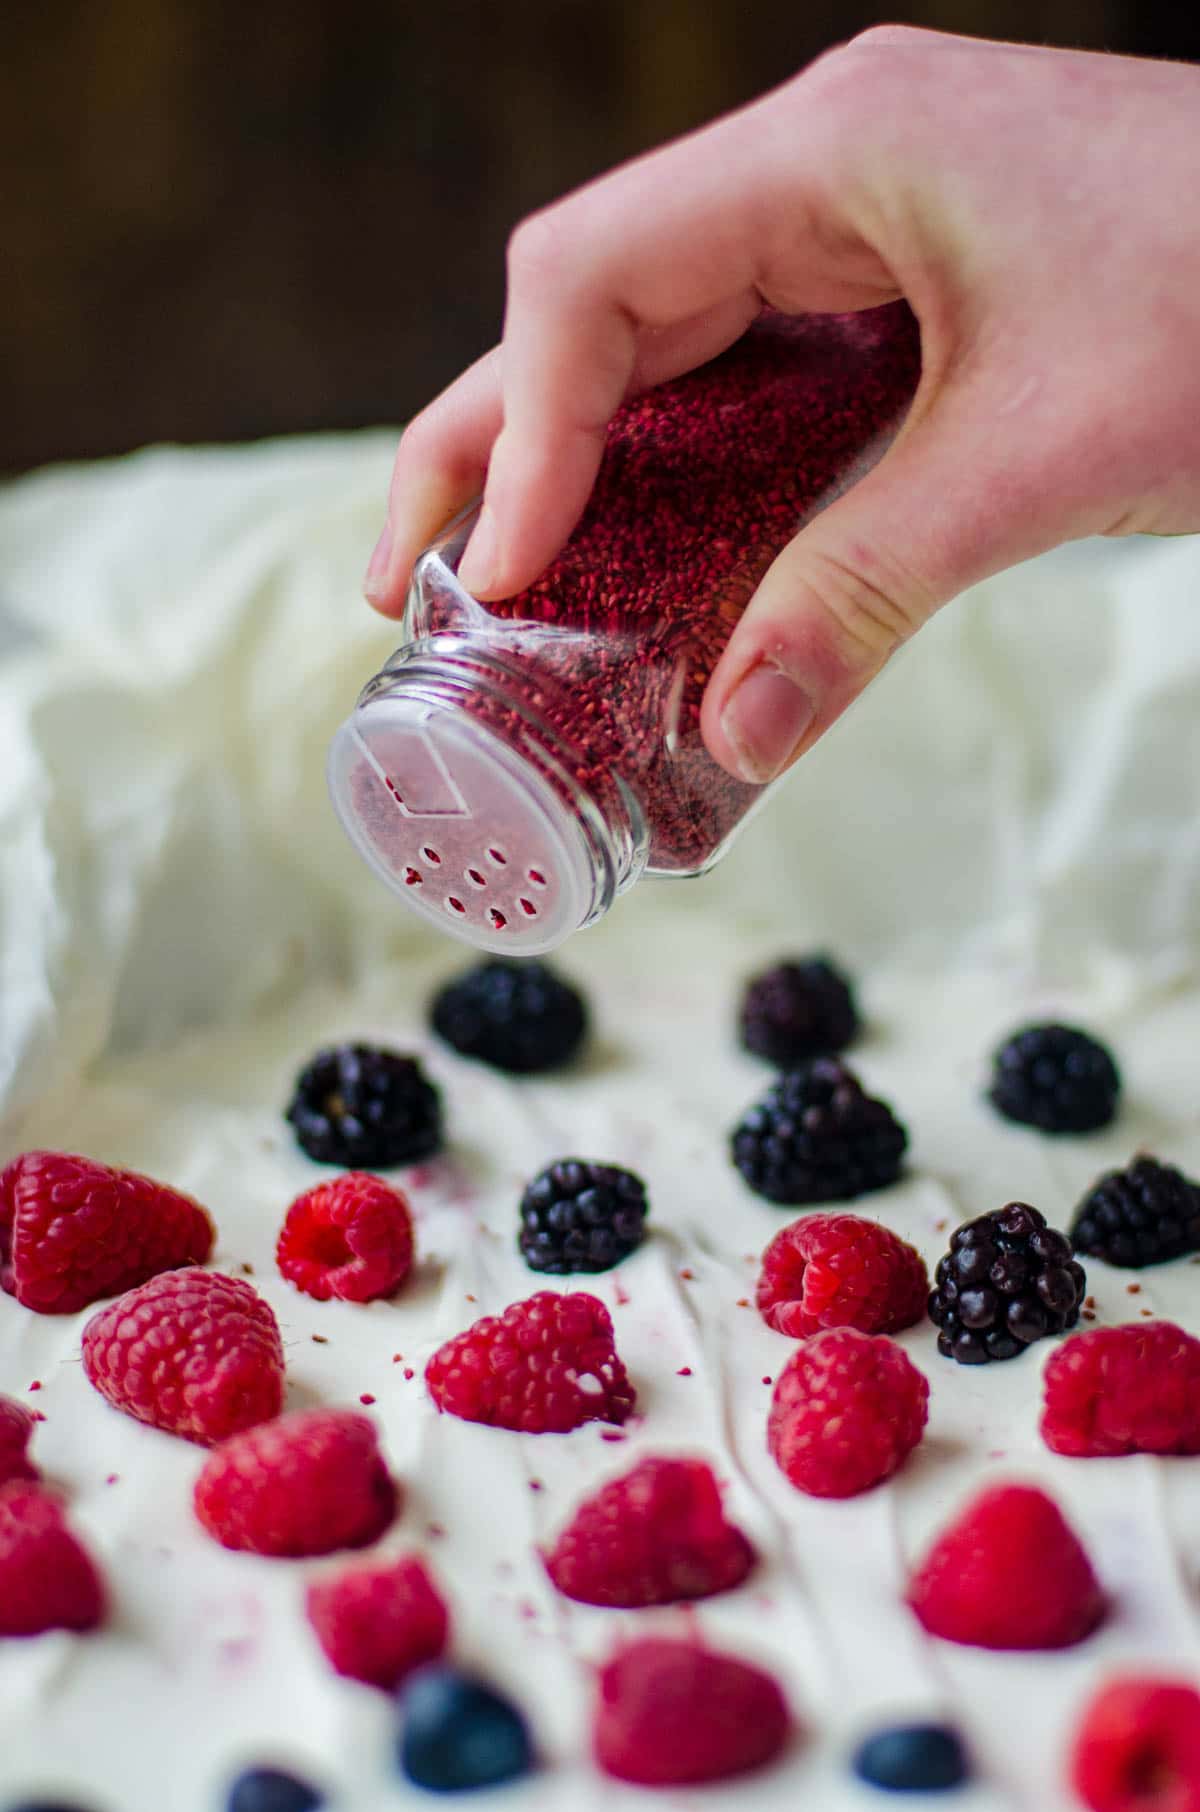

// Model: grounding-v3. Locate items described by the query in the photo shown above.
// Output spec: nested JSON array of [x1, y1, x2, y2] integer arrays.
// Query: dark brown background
[[4, 0, 1196, 474]]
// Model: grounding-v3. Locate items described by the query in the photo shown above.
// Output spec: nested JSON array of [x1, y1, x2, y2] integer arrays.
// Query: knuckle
[[846, 22, 930, 52], [506, 207, 570, 292], [805, 541, 931, 666]]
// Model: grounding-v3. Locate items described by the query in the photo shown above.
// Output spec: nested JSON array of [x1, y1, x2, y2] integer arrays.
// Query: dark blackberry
[[286, 1044, 441, 1168], [988, 1023, 1120, 1135], [519, 1160, 648, 1274], [1069, 1156, 1200, 1268], [731, 1057, 907, 1206], [430, 960, 588, 1075], [739, 956, 859, 1066], [928, 1202, 1086, 1365]]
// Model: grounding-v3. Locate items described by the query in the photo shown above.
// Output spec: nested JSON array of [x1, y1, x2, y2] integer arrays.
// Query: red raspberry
[[907, 1481, 1105, 1650], [0, 1150, 214, 1314], [0, 1397, 40, 1487], [277, 1171, 414, 1304], [194, 1408, 397, 1557], [545, 1456, 754, 1607], [306, 1553, 449, 1690], [593, 1638, 790, 1786], [1071, 1676, 1200, 1812], [756, 1212, 928, 1339], [425, 1291, 635, 1434], [82, 1269, 285, 1446], [767, 1327, 928, 1498], [0, 1484, 105, 1635], [1041, 1320, 1200, 1458]]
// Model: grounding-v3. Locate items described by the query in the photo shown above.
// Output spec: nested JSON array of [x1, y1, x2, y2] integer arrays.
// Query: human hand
[[364, 28, 1200, 785]]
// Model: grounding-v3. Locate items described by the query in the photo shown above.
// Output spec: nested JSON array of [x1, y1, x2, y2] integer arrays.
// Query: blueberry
[[226, 1769, 323, 1812], [398, 1665, 533, 1792], [5, 1803, 94, 1812], [852, 1723, 969, 1793]]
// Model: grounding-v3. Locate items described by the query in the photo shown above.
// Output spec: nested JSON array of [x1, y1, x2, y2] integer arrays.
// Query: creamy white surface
[[1, 440, 1200, 1810]]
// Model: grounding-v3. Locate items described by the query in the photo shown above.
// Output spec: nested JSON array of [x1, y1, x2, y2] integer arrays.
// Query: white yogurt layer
[[2, 921, 1200, 1812]]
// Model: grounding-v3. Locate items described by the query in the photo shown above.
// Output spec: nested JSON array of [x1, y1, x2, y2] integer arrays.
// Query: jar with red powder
[[329, 302, 921, 953]]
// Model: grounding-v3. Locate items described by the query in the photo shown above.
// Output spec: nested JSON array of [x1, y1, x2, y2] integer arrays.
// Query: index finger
[[458, 71, 898, 598]]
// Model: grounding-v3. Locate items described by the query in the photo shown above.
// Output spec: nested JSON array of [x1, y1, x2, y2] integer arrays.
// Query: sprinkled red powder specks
[[28, 1382, 41, 1393], [403, 1368, 415, 1381], [360, 1394, 376, 1406], [677, 1367, 693, 1377]]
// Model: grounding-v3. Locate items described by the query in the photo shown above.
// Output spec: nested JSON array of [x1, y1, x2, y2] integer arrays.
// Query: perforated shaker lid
[[327, 690, 603, 955]]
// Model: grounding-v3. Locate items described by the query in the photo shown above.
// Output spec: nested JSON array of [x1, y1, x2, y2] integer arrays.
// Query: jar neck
[[361, 635, 649, 931]]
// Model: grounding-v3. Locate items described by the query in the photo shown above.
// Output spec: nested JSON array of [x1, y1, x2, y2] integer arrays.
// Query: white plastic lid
[[327, 690, 601, 955]]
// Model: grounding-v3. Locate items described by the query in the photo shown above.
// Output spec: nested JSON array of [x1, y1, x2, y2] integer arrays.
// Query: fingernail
[[363, 518, 394, 599], [457, 508, 498, 596], [720, 662, 816, 784]]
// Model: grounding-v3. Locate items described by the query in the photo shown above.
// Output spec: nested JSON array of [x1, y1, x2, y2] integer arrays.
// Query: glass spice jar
[[329, 302, 921, 954]]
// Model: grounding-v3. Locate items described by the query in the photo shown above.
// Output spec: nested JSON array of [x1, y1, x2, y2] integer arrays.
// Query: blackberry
[[988, 1023, 1120, 1135], [1069, 1156, 1200, 1268], [928, 1202, 1086, 1365], [731, 1058, 907, 1206], [286, 1044, 441, 1168], [739, 956, 859, 1066], [430, 960, 588, 1074], [519, 1160, 648, 1274]]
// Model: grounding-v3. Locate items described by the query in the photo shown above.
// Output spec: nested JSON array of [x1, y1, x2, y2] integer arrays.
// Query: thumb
[[700, 401, 1041, 783]]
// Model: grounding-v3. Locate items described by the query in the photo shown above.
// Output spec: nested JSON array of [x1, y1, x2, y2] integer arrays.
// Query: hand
[[365, 28, 1200, 785]]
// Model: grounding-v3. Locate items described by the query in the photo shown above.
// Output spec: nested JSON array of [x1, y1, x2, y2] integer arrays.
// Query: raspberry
[[518, 1160, 647, 1275], [544, 1456, 754, 1607], [1041, 1321, 1200, 1458], [277, 1172, 414, 1304], [286, 1044, 441, 1168], [307, 1553, 448, 1690], [431, 959, 588, 1073], [0, 1396, 40, 1487], [767, 1327, 927, 1498], [0, 1484, 106, 1636], [425, 1291, 635, 1434], [593, 1638, 789, 1786], [928, 1201, 1086, 1364], [0, 1150, 214, 1315], [988, 1023, 1120, 1135], [756, 1212, 928, 1339], [731, 1058, 907, 1205], [907, 1482, 1105, 1650], [82, 1269, 285, 1446], [1069, 1157, 1200, 1268], [398, 1667, 533, 1793], [738, 956, 859, 1066], [1070, 1676, 1200, 1812], [194, 1408, 397, 1557]]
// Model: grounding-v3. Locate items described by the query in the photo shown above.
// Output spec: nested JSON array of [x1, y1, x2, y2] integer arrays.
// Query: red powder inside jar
[[339, 303, 921, 938], [451, 302, 920, 870]]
